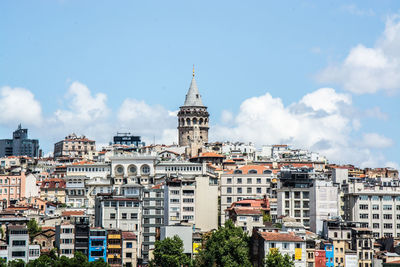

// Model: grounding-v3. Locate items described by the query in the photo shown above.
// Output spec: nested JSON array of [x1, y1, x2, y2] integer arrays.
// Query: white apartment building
[[220, 165, 276, 224], [251, 230, 307, 267], [66, 162, 110, 179], [65, 175, 88, 208], [343, 179, 400, 238], [55, 223, 75, 258]]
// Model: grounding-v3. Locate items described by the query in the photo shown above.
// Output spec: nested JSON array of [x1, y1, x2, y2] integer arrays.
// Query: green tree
[[7, 259, 25, 267], [151, 235, 191, 267], [27, 218, 42, 242], [27, 251, 108, 267], [195, 220, 251, 267], [263, 212, 272, 223], [264, 248, 294, 267]]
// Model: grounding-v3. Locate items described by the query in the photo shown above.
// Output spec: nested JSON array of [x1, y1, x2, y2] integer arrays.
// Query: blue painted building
[[88, 228, 107, 262], [324, 242, 334, 267]]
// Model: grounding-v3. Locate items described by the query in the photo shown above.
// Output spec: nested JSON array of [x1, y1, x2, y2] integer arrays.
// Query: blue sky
[[1, 1, 399, 167]]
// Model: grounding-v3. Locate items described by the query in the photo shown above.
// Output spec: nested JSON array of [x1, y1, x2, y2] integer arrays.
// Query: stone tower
[[178, 68, 209, 154]]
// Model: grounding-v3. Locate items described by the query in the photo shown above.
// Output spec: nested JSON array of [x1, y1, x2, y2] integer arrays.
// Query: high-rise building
[[0, 125, 39, 158], [177, 68, 209, 156]]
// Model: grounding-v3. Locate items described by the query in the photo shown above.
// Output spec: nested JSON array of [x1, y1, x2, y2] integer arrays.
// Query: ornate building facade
[[177, 69, 209, 156]]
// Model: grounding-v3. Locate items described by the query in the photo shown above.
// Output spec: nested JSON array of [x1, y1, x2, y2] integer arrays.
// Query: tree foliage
[[151, 235, 191, 267], [264, 248, 294, 267], [26, 251, 108, 267], [195, 220, 251, 267], [27, 218, 41, 242]]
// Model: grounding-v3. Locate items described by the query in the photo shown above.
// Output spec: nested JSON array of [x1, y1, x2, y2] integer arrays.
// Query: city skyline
[[1, 1, 400, 168]]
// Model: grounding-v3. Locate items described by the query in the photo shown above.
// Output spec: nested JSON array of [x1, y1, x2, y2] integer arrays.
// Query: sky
[[1, 0, 400, 168]]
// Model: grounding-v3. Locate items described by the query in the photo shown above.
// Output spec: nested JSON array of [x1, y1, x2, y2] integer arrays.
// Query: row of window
[[360, 213, 400, 220], [164, 166, 202, 172], [104, 201, 140, 208], [68, 167, 107, 172], [359, 204, 400, 210], [359, 195, 400, 201], [285, 191, 309, 199], [225, 177, 272, 184], [0, 188, 20, 194], [0, 178, 20, 184]]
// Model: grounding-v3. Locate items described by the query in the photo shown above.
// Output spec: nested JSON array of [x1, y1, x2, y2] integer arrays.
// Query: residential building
[[351, 228, 373, 267], [251, 231, 307, 267], [0, 172, 38, 206], [54, 133, 96, 159], [221, 165, 276, 224], [343, 179, 400, 238], [0, 125, 39, 158], [74, 216, 90, 256], [122, 231, 137, 267], [107, 230, 122, 267], [65, 175, 88, 208], [7, 225, 29, 262], [142, 186, 164, 263], [160, 225, 193, 256], [113, 132, 144, 147], [89, 228, 107, 262], [40, 178, 66, 203], [225, 198, 270, 233], [55, 223, 75, 258]]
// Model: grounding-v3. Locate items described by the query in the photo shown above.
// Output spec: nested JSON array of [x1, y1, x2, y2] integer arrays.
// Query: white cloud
[[0, 86, 43, 127], [221, 110, 234, 124], [318, 15, 400, 94], [211, 88, 392, 167], [385, 161, 400, 170], [117, 99, 177, 145], [360, 133, 394, 148], [341, 4, 375, 17]]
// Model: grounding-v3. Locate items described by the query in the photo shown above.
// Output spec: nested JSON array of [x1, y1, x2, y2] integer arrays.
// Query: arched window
[[199, 118, 204, 125], [128, 165, 137, 175], [186, 118, 191, 126], [115, 165, 124, 176], [234, 169, 242, 174], [141, 165, 150, 175], [248, 169, 258, 174], [263, 170, 272, 174], [193, 118, 197, 125]]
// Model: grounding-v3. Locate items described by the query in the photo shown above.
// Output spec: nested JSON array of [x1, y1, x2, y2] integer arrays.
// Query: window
[[12, 251, 25, 257], [256, 187, 261, 194], [384, 223, 393, 229], [359, 204, 368, 210], [303, 192, 309, 199], [383, 205, 392, 210], [247, 178, 252, 184], [237, 178, 242, 184], [247, 187, 252, 194], [122, 213, 127, 219], [183, 198, 194, 203], [257, 178, 261, 184], [373, 214, 379, 219], [141, 165, 150, 174], [294, 192, 301, 199], [110, 213, 116, 219], [359, 195, 368, 200], [237, 188, 242, 194], [126, 242, 132, 248], [126, 253, 132, 258], [384, 214, 392, 220], [360, 214, 368, 219], [227, 187, 232, 194], [373, 204, 379, 210], [270, 243, 276, 248], [227, 197, 232, 203], [372, 196, 380, 201], [373, 223, 380, 229], [383, 196, 392, 201], [227, 178, 232, 184], [12, 240, 26, 246], [285, 192, 290, 198]]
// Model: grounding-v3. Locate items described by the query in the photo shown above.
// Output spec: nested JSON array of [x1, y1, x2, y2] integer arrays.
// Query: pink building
[[0, 172, 38, 206]]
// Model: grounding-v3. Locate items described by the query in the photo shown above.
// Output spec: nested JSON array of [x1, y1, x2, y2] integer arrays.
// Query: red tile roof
[[122, 231, 137, 240], [62, 210, 85, 216], [260, 232, 304, 242], [226, 165, 270, 174]]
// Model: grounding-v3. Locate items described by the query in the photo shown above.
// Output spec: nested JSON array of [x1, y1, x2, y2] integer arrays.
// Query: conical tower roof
[[183, 68, 204, 107]]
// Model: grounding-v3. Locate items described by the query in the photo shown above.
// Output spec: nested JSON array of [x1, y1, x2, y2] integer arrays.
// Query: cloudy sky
[[1, 1, 399, 168]]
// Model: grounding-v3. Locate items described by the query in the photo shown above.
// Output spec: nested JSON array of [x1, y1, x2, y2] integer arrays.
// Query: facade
[[226, 198, 270, 233], [142, 187, 164, 262], [0, 125, 39, 158], [251, 231, 307, 267], [55, 223, 75, 258], [54, 133, 96, 159], [351, 228, 373, 267], [88, 228, 107, 262], [40, 178, 66, 203], [107, 230, 122, 267], [74, 216, 90, 256], [113, 132, 143, 147], [177, 70, 209, 157], [7, 225, 30, 262], [220, 165, 276, 224], [121, 231, 137, 267], [0, 172, 38, 206], [160, 225, 193, 255], [343, 179, 400, 238]]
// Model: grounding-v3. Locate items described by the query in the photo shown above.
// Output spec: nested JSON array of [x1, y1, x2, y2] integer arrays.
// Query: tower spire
[[192, 64, 195, 77]]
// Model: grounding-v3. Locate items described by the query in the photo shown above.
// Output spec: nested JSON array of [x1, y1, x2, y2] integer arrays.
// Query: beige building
[[54, 133, 96, 159], [122, 231, 137, 267]]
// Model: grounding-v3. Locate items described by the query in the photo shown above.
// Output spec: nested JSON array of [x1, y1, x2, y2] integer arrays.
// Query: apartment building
[[277, 168, 319, 228], [142, 186, 164, 262], [0, 172, 38, 206], [343, 179, 400, 238], [122, 231, 137, 267], [65, 175, 88, 208], [225, 198, 270, 233], [55, 223, 75, 258], [54, 133, 96, 159], [220, 165, 276, 224], [40, 178, 66, 203], [107, 230, 122, 267], [74, 216, 90, 256], [351, 228, 373, 267], [88, 228, 107, 262], [251, 230, 306, 267]]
